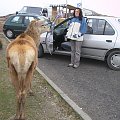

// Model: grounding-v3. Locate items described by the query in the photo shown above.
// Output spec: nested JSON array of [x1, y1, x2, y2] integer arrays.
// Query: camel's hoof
[[14, 119, 25, 120], [14, 115, 20, 120], [14, 115, 26, 120], [14, 118, 26, 120], [8, 115, 26, 120]]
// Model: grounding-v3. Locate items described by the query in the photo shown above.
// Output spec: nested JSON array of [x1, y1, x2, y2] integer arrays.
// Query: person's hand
[[78, 32, 82, 37]]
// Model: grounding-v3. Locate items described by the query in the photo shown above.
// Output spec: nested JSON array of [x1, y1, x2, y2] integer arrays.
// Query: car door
[[23, 16, 37, 31], [82, 18, 117, 60], [10, 15, 24, 35], [53, 18, 71, 50], [43, 18, 70, 54]]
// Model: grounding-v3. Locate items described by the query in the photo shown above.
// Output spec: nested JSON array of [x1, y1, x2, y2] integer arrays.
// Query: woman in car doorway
[[66, 7, 87, 68]]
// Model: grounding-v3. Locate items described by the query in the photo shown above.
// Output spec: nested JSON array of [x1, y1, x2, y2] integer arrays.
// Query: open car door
[[45, 31, 53, 54], [45, 10, 66, 54]]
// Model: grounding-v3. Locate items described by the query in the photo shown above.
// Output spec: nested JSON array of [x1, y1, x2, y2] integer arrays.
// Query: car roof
[[16, 13, 40, 17], [13, 13, 49, 20], [8, 13, 41, 18], [86, 15, 120, 20]]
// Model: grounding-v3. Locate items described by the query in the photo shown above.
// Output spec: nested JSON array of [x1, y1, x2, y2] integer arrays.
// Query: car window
[[39, 17, 48, 24], [57, 19, 70, 29], [86, 18, 115, 35], [24, 16, 36, 25], [104, 22, 115, 35], [54, 19, 70, 35], [11, 16, 24, 24], [37, 16, 50, 25], [24, 16, 50, 25]]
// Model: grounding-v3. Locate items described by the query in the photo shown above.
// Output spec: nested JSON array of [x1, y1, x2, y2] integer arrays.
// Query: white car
[[39, 16, 120, 71]]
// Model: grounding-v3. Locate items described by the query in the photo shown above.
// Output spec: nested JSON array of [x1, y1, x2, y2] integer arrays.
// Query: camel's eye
[[41, 25, 46, 28]]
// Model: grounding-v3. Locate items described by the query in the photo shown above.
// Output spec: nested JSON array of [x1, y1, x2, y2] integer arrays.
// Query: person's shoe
[[73, 65, 79, 68], [68, 63, 74, 67]]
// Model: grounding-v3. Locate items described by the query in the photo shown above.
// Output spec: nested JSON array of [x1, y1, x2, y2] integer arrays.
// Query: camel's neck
[[25, 28, 40, 45]]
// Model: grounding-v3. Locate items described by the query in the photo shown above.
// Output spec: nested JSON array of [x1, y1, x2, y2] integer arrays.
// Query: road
[[38, 53, 120, 120]]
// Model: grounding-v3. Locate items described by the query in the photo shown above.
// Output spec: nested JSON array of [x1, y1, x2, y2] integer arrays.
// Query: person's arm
[[67, 17, 74, 27], [80, 17, 87, 35]]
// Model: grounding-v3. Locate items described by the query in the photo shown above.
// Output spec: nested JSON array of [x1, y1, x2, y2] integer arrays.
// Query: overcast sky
[[0, 0, 120, 17]]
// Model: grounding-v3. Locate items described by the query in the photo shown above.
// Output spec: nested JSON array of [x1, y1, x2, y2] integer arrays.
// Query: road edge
[[36, 67, 92, 120]]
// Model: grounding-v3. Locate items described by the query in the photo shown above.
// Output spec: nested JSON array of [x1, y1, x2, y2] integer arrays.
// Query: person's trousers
[[70, 40, 82, 66]]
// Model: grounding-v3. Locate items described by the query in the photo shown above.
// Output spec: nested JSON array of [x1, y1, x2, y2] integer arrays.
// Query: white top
[[66, 22, 83, 41]]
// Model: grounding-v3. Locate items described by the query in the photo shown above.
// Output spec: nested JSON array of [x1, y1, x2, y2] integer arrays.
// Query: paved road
[[38, 53, 120, 120]]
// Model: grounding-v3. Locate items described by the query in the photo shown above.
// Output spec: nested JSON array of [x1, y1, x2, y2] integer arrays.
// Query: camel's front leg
[[14, 91, 26, 120], [14, 93, 22, 120], [19, 91, 26, 120]]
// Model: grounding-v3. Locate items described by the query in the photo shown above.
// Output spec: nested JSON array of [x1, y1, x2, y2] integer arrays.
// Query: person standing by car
[[66, 7, 87, 68]]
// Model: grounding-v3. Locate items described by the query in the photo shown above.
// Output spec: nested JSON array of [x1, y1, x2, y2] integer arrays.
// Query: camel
[[6, 20, 49, 120]]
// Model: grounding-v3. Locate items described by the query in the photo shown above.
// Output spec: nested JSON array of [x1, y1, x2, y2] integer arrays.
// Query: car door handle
[[106, 40, 112, 42]]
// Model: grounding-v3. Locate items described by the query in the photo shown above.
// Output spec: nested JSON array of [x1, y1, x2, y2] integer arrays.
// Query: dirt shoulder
[[0, 16, 7, 32], [0, 33, 83, 120]]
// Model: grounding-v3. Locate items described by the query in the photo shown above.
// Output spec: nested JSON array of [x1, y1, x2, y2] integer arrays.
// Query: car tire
[[38, 44, 44, 58], [5, 29, 14, 39], [107, 50, 120, 71]]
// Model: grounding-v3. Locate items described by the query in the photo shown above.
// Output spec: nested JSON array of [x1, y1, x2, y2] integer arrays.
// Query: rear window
[[11, 16, 23, 24], [86, 18, 115, 35]]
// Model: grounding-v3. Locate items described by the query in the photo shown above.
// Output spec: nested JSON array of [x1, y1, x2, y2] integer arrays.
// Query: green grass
[[0, 38, 15, 120]]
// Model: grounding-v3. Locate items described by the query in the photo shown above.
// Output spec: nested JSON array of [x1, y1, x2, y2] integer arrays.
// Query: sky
[[0, 0, 120, 17]]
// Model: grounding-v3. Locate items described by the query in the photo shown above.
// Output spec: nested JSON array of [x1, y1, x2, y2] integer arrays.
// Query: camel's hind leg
[[9, 64, 21, 120], [27, 61, 35, 95], [19, 62, 35, 120], [8, 59, 36, 120]]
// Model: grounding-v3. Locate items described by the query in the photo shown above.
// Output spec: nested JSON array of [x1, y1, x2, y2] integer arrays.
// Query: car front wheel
[[5, 29, 14, 39], [107, 50, 120, 71]]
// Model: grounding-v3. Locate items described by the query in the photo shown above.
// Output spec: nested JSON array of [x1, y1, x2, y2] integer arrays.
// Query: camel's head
[[29, 20, 50, 33], [38, 20, 50, 34]]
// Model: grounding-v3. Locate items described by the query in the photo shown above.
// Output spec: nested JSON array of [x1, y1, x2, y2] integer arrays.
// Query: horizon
[[0, 0, 120, 17]]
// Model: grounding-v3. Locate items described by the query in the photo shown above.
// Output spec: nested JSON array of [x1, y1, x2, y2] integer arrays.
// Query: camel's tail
[[8, 44, 36, 81]]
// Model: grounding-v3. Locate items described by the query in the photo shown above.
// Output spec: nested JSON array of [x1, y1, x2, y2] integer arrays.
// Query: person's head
[[73, 8, 83, 20]]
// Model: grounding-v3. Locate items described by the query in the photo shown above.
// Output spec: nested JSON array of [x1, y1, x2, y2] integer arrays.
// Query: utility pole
[[66, 0, 67, 18], [77, 0, 82, 8], [81, 0, 82, 8]]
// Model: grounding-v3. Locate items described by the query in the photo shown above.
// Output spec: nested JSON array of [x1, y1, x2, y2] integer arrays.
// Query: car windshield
[[19, 6, 42, 15]]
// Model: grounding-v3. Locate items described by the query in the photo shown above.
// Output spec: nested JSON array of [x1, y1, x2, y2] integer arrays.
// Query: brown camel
[[6, 20, 49, 120]]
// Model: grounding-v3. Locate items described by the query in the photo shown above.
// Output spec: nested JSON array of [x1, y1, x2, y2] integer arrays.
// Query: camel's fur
[[6, 20, 49, 120]]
